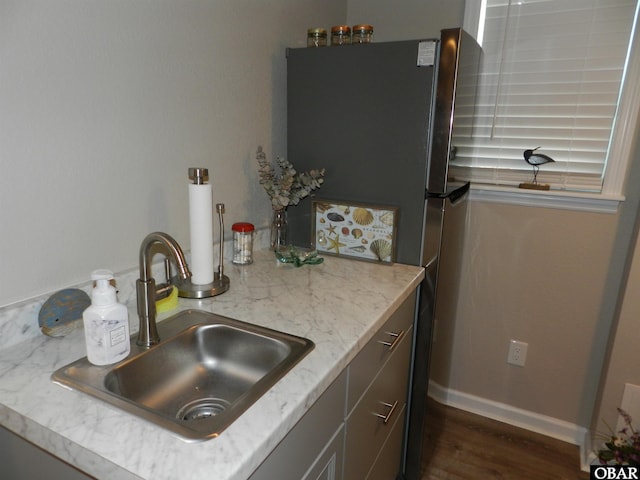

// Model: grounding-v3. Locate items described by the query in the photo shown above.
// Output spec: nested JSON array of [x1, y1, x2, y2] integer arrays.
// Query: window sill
[[468, 184, 624, 214]]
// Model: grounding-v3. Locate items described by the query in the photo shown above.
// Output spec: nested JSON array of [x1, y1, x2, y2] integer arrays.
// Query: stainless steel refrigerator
[[286, 28, 481, 479]]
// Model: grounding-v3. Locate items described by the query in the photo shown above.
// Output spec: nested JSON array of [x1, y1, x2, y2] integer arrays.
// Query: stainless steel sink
[[52, 310, 314, 441]]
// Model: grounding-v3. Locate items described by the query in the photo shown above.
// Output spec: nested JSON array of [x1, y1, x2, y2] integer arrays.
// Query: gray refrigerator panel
[[404, 189, 469, 479], [404, 255, 438, 480], [421, 196, 445, 269], [428, 28, 482, 194], [286, 40, 437, 266], [421, 181, 469, 266]]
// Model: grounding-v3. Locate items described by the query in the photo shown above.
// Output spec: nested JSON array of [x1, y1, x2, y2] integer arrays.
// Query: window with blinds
[[450, 0, 638, 193]]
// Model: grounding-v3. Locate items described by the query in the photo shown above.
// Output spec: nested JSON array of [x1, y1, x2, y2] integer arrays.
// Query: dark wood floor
[[420, 398, 590, 480]]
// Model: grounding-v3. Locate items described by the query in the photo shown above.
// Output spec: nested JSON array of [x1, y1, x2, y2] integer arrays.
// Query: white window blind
[[450, 0, 638, 193]]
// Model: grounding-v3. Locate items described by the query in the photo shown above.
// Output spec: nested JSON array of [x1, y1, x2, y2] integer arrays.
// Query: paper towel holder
[[173, 170, 230, 298]]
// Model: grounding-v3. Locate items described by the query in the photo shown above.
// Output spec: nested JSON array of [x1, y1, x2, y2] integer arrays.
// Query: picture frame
[[311, 199, 398, 264]]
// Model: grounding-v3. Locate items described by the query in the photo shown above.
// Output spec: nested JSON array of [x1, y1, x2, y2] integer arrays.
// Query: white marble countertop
[[0, 250, 424, 480]]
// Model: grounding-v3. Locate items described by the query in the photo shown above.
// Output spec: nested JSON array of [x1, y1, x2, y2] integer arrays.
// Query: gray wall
[[0, 0, 345, 306], [347, 0, 465, 41]]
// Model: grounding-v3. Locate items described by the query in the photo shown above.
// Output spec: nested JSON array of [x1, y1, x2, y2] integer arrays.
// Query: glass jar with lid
[[352, 24, 374, 44], [331, 25, 351, 46], [307, 28, 327, 48], [232, 222, 255, 265]]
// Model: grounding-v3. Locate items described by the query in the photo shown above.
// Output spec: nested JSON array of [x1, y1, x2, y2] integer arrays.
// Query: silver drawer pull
[[374, 400, 399, 424], [377, 330, 405, 351]]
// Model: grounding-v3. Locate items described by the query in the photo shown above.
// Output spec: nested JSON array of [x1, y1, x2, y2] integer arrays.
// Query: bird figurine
[[520, 146, 555, 190]]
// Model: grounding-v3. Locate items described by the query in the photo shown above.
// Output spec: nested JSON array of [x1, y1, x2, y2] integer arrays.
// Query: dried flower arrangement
[[256, 146, 325, 211]]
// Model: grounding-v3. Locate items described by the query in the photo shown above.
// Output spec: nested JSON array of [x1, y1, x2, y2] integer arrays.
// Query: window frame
[[462, 0, 640, 213]]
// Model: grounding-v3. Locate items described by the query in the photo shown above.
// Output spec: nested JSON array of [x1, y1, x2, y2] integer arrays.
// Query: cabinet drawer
[[347, 291, 416, 412], [344, 325, 413, 480], [365, 402, 406, 480]]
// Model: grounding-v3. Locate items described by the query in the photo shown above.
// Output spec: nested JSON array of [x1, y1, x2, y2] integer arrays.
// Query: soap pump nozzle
[[90, 269, 117, 306]]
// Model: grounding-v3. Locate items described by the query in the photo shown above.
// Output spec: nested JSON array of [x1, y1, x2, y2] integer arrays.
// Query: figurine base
[[519, 182, 550, 191]]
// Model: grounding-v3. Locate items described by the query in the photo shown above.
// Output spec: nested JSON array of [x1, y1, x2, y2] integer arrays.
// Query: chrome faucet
[[136, 232, 191, 347]]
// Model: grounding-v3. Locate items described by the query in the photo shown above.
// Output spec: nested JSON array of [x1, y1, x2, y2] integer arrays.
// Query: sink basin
[[52, 310, 314, 441]]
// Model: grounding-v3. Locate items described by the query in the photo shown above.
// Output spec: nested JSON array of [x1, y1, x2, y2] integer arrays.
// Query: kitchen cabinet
[[248, 370, 346, 480], [366, 402, 407, 480], [250, 289, 416, 480], [302, 425, 344, 480], [344, 290, 415, 480]]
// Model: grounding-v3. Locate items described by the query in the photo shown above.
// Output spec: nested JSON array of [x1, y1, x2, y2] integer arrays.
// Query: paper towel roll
[[189, 183, 214, 285]]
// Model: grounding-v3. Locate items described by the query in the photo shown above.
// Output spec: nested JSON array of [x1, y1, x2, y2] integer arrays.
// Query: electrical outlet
[[507, 340, 528, 367]]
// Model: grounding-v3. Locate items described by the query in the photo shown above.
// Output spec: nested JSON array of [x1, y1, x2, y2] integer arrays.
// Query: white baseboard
[[428, 380, 592, 472]]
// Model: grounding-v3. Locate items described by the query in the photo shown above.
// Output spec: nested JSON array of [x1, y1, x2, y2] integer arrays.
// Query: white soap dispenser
[[82, 269, 131, 365]]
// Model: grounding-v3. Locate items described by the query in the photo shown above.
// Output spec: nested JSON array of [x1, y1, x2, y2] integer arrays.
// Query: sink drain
[[177, 398, 231, 421]]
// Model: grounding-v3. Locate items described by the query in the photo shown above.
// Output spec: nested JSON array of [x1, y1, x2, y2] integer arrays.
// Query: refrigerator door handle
[[426, 181, 470, 205], [447, 181, 470, 205]]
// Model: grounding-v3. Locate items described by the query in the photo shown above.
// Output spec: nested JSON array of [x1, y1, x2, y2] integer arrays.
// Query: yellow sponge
[[156, 285, 178, 313]]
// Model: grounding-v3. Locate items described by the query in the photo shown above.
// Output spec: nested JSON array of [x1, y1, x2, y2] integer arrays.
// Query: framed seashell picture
[[311, 199, 398, 264]]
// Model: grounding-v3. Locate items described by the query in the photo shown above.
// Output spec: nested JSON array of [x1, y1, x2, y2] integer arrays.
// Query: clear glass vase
[[270, 208, 288, 252]]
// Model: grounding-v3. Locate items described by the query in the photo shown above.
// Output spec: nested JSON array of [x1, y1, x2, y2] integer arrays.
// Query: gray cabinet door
[[249, 371, 346, 480], [302, 425, 344, 480]]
